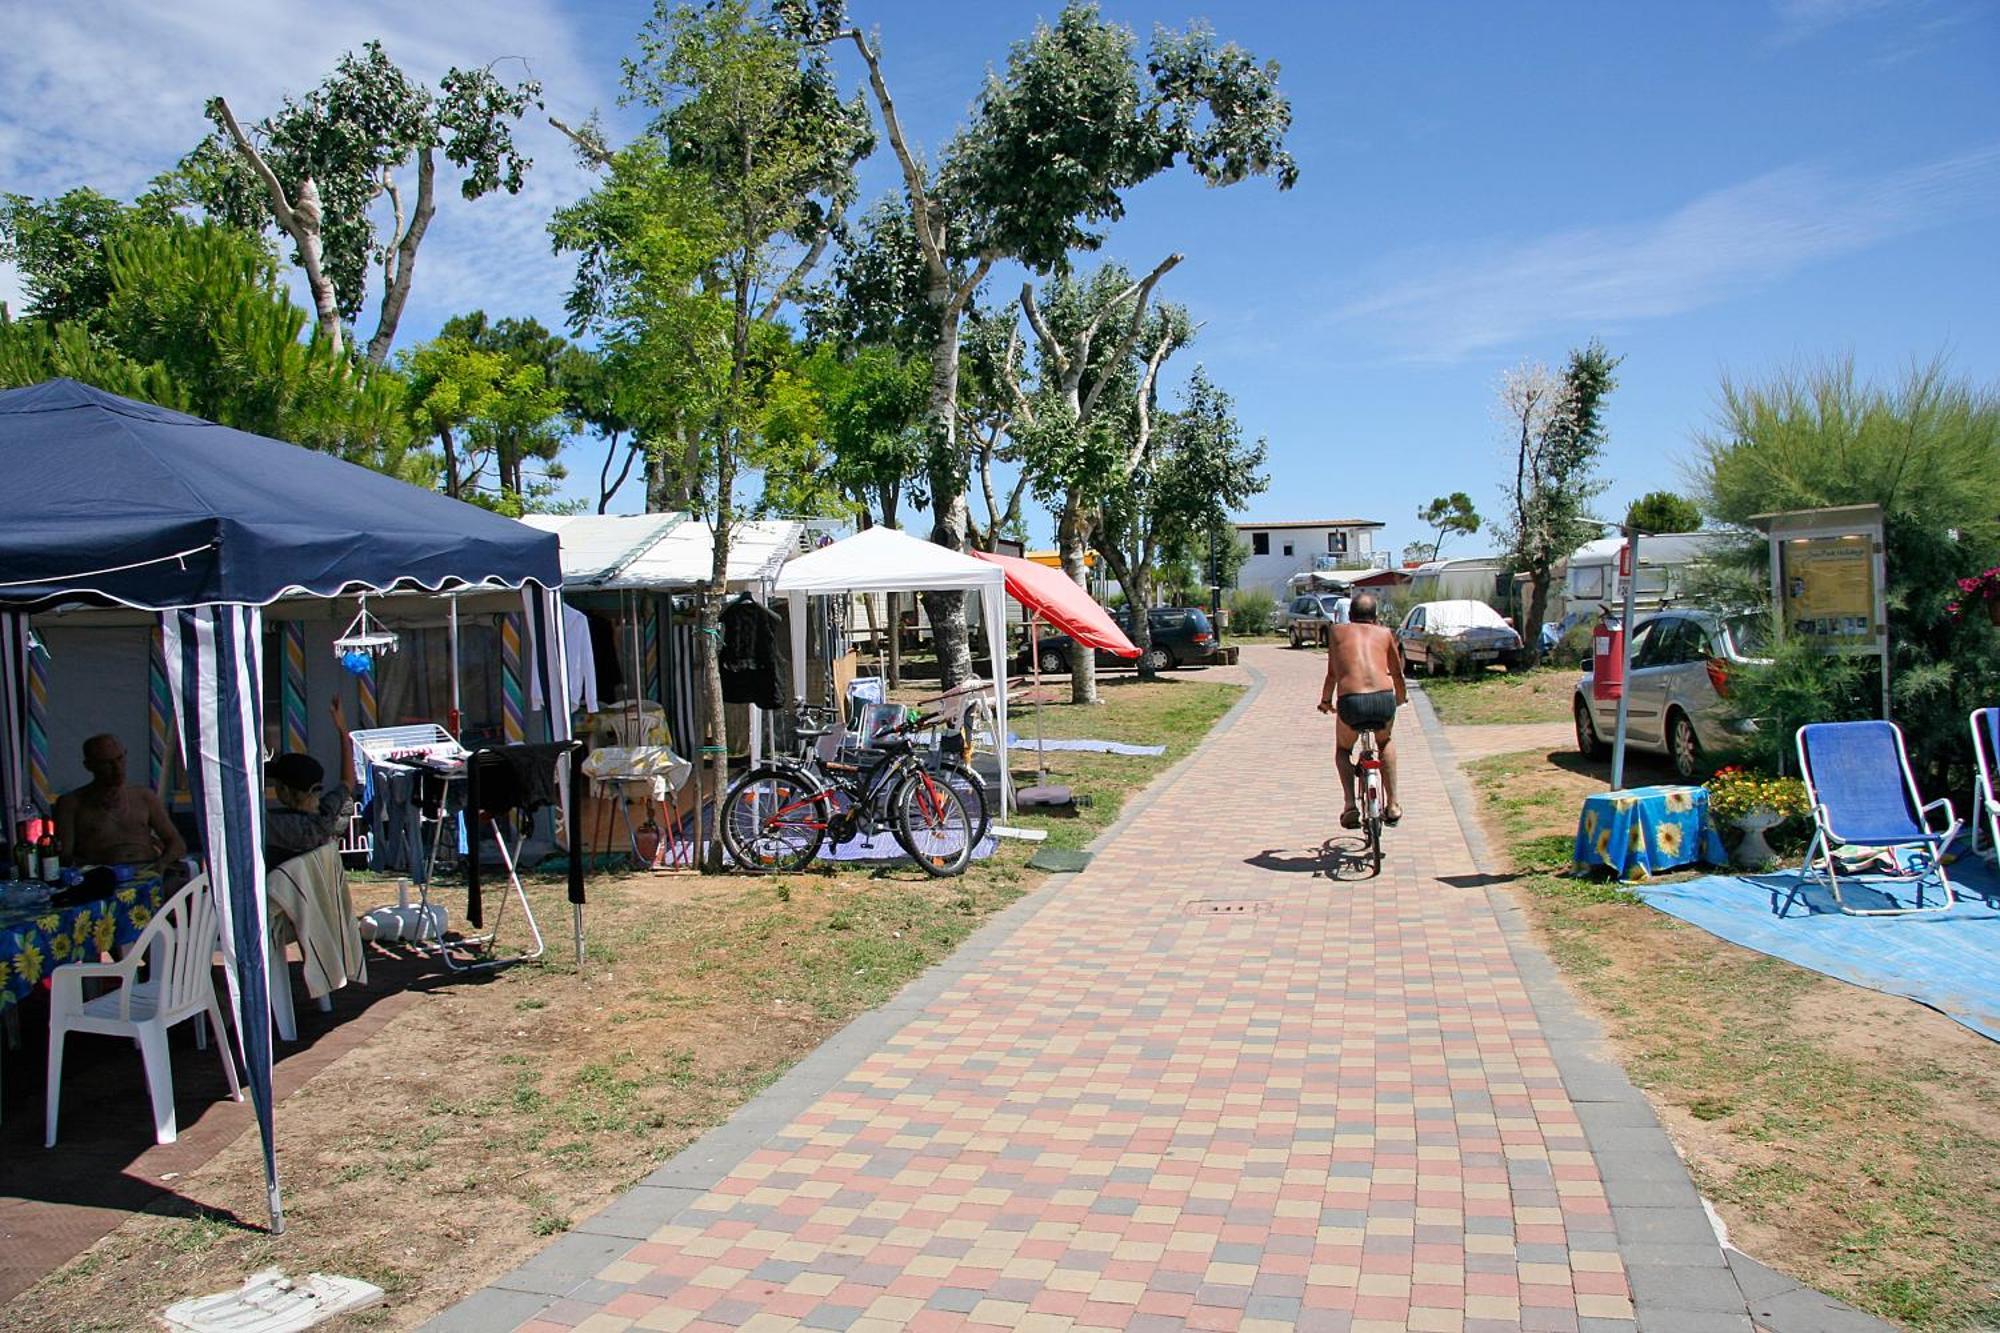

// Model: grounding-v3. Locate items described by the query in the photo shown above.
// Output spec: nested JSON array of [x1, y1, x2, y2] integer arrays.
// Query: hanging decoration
[[333, 595, 397, 676]]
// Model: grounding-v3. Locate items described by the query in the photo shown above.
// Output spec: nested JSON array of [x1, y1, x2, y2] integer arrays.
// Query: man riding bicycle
[[1316, 592, 1408, 828]]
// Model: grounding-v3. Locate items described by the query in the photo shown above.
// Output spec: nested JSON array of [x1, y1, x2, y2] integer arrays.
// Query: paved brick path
[[432, 647, 1881, 1333]]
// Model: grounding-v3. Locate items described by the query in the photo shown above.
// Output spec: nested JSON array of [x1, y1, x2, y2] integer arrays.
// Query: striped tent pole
[[280, 621, 307, 755], [149, 627, 173, 794], [643, 598, 661, 703], [501, 612, 525, 745], [27, 632, 50, 815], [0, 613, 30, 824], [161, 605, 281, 1233]]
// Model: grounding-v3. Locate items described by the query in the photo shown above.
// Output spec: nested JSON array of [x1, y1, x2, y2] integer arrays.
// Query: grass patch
[[1421, 664, 1577, 725], [1464, 747, 2000, 1331], [18, 672, 1241, 1333]]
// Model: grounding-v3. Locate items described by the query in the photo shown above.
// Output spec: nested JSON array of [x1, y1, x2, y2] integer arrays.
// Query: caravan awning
[[521, 514, 802, 591]]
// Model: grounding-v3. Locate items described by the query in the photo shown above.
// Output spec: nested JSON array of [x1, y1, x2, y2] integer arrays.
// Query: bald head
[[82, 734, 128, 789], [1350, 593, 1379, 624]]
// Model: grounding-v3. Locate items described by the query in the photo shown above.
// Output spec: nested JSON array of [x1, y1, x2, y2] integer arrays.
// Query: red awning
[[972, 549, 1139, 658]]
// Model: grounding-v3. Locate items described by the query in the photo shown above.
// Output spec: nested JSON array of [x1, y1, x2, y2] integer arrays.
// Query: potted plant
[[1706, 766, 1810, 867], [1947, 566, 2000, 626]]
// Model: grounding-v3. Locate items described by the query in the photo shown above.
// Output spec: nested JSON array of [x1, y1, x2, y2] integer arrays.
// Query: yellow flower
[[93, 914, 116, 954], [129, 906, 151, 931], [35, 913, 59, 933], [1594, 828, 1612, 860], [1658, 823, 1684, 857], [1629, 826, 1647, 853], [1613, 796, 1636, 812], [116, 888, 136, 906], [17, 941, 42, 986], [1664, 790, 1693, 813], [72, 911, 92, 945], [1584, 809, 1599, 838], [50, 933, 70, 960], [0, 958, 10, 991]]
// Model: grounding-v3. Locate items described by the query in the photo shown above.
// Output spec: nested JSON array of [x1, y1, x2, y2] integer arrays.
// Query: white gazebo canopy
[[775, 526, 1011, 807], [522, 513, 802, 591]]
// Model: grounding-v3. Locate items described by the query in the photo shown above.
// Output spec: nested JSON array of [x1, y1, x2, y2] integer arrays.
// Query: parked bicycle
[[719, 702, 990, 877]]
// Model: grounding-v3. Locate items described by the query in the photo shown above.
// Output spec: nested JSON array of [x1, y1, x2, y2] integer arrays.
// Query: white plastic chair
[[45, 876, 242, 1146]]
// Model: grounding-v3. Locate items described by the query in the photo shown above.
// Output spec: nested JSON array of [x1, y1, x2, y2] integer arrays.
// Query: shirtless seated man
[[55, 733, 188, 876], [1315, 593, 1409, 827]]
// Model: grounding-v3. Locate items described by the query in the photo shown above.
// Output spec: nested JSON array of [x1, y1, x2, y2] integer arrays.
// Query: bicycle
[[719, 703, 988, 877], [1351, 725, 1388, 877]]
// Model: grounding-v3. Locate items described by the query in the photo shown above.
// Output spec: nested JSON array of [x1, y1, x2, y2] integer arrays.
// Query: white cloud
[[0, 0, 618, 343], [1332, 145, 2000, 362]]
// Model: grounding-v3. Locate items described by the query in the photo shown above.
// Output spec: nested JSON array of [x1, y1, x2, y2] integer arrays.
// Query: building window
[[1282, 542, 1294, 557], [1329, 531, 1347, 554], [1251, 532, 1269, 556]]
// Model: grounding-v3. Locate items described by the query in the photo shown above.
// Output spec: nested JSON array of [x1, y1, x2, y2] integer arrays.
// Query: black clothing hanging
[[720, 595, 789, 710]]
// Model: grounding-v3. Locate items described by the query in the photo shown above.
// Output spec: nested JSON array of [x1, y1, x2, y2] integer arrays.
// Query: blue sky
[[3, 0, 1995, 559]]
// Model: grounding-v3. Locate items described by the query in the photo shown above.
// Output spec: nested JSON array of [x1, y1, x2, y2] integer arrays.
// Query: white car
[[1573, 609, 1769, 779], [1397, 600, 1525, 675]]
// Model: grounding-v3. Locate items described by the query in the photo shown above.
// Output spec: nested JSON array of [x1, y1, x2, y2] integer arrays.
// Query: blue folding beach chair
[[1970, 708, 2000, 864], [1796, 720, 1958, 915]]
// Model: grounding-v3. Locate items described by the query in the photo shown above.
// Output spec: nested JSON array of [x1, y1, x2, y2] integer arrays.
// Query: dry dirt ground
[[3, 672, 1243, 1333], [1455, 733, 2000, 1331]]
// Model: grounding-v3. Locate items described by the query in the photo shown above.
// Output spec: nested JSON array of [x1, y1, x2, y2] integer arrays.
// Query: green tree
[[0, 219, 414, 473], [400, 323, 569, 511], [193, 41, 542, 361], [1696, 358, 2000, 794], [0, 187, 179, 327], [1624, 490, 1701, 534], [1010, 261, 1190, 697], [1500, 340, 1619, 663], [1416, 492, 1481, 561], [565, 0, 871, 867], [1098, 367, 1267, 676], [811, 0, 1296, 686]]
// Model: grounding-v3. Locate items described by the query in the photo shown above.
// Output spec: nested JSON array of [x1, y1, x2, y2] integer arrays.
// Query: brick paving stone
[[432, 649, 1725, 1330]]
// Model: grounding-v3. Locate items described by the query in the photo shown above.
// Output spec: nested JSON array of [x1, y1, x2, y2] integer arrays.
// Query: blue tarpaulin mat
[[995, 734, 1167, 757], [1631, 857, 2000, 1042]]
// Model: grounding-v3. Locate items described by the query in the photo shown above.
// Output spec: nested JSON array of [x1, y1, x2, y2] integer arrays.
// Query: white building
[[1232, 519, 1386, 600]]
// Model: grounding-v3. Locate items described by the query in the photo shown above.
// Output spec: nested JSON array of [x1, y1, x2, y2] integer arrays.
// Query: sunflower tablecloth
[[0, 876, 166, 1010], [1573, 786, 1726, 880]]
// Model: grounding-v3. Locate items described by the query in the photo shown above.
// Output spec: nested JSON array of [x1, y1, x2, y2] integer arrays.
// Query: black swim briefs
[[1336, 689, 1397, 732]]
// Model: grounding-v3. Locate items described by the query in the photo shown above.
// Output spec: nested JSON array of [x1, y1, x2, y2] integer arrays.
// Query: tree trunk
[[212, 99, 346, 358], [887, 592, 903, 689], [1059, 494, 1097, 704], [1096, 535, 1154, 680], [701, 268, 752, 873], [438, 425, 461, 500], [1523, 558, 1553, 668], [366, 146, 435, 365], [922, 297, 975, 689], [1130, 559, 1157, 681]]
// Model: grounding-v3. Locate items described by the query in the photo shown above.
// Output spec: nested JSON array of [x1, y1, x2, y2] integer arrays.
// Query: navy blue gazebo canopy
[[0, 378, 560, 608], [0, 379, 571, 1235]]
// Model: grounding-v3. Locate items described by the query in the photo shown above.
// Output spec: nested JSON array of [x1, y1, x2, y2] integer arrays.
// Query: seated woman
[[266, 699, 357, 869]]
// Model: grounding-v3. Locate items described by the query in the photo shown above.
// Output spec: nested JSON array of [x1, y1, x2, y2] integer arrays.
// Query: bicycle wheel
[[720, 766, 831, 873], [934, 760, 991, 847], [1363, 772, 1384, 877], [892, 768, 976, 877]]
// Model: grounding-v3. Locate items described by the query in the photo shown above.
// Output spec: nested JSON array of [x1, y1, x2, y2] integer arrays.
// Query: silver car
[[1573, 609, 1768, 779], [1279, 593, 1348, 648]]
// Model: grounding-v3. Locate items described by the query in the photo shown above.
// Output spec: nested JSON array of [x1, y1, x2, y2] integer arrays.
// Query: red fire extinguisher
[[1592, 614, 1625, 702]]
